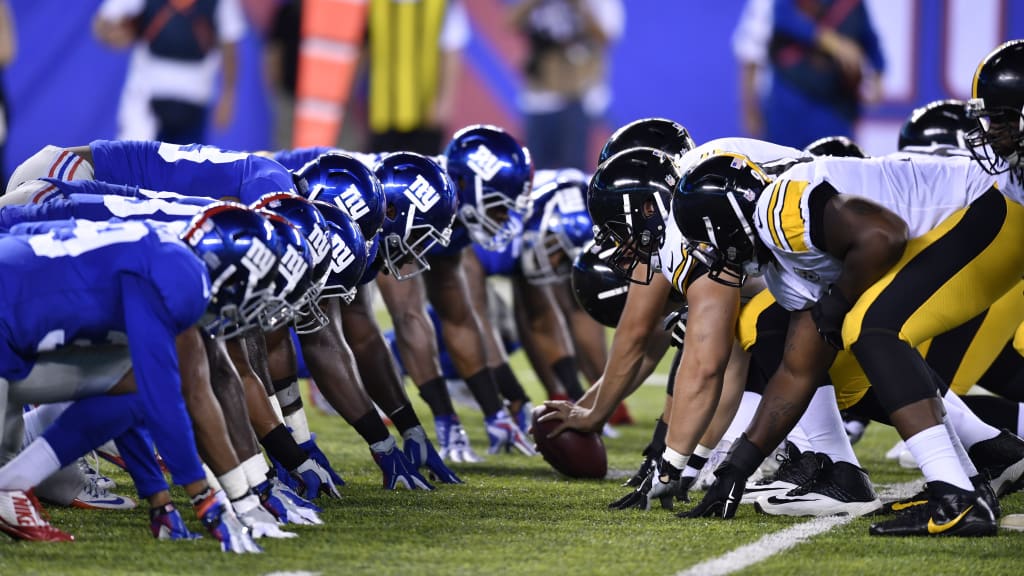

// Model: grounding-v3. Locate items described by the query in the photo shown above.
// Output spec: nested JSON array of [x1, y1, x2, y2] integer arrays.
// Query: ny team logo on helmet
[[899, 99, 975, 151], [180, 202, 282, 338], [311, 200, 368, 307], [966, 40, 1024, 174], [672, 153, 771, 287], [599, 117, 695, 165], [520, 169, 593, 285], [251, 192, 333, 331], [587, 146, 679, 285], [298, 152, 386, 246], [374, 152, 458, 280], [254, 209, 317, 332], [571, 239, 630, 328], [444, 124, 534, 252], [804, 135, 867, 158]]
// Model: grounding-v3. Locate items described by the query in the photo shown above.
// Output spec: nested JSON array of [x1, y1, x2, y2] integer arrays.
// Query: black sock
[[643, 417, 669, 458], [259, 424, 307, 470], [552, 356, 585, 401], [388, 403, 421, 434], [419, 377, 456, 417], [352, 410, 391, 445], [492, 363, 529, 404], [465, 369, 504, 417]]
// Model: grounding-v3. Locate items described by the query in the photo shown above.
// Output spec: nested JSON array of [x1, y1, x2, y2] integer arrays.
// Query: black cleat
[[741, 442, 824, 504], [968, 430, 1024, 498], [755, 459, 881, 517], [874, 475, 999, 518], [868, 481, 997, 537]]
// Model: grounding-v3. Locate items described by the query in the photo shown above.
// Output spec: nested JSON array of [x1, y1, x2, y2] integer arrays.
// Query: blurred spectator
[[365, 0, 469, 155], [733, 0, 884, 148], [93, 0, 247, 144], [0, 0, 14, 188], [509, 0, 624, 171], [263, 0, 300, 149]]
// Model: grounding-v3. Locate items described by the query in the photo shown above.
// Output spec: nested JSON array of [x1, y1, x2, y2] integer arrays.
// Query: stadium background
[[5, 0, 1024, 179]]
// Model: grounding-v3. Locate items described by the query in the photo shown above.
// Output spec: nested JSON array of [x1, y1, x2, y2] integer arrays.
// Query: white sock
[[682, 444, 713, 477], [268, 395, 285, 423], [21, 402, 71, 448], [241, 453, 271, 488], [0, 438, 61, 491], [203, 464, 223, 492], [1018, 403, 1024, 438], [904, 424, 973, 491], [942, 413, 979, 478], [722, 391, 760, 444], [662, 446, 689, 470], [787, 424, 814, 453], [796, 385, 861, 466], [284, 409, 312, 444], [942, 389, 999, 449]]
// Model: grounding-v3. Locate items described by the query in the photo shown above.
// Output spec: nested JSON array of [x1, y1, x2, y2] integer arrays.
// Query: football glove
[[293, 458, 342, 500], [371, 436, 434, 490], [485, 410, 537, 456], [811, 284, 851, 350], [677, 436, 764, 519], [193, 490, 262, 554], [149, 503, 202, 540], [256, 480, 323, 526], [435, 415, 483, 463], [299, 435, 346, 487], [663, 306, 688, 349], [270, 454, 301, 493], [231, 492, 297, 539], [609, 459, 686, 511], [402, 425, 463, 484], [270, 477, 322, 513]]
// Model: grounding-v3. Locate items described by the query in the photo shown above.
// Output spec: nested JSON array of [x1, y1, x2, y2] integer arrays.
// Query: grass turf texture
[[3, 351, 1023, 575]]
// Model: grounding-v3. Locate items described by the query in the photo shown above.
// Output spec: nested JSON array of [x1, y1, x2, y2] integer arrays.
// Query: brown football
[[531, 405, 607, 479]]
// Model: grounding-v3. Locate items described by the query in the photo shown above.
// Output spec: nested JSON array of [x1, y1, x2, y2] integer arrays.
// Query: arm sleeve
[[216, 0, 248, 45], [732, 0, 773, 64], [772, 0, 818, 44], [0, 202, 76, 229], [121, 274, 206, 487]]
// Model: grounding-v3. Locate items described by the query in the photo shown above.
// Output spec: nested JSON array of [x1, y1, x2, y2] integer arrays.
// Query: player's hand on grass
[[677, 436, 763, 519], [293, 458, 342, 500], [371, 436, 435, 490], [403, 425, 463, 484], [300, 435, 346, 487], [149, 503, 202, 540], [232, 493, 297, 539], [609, 459, 684, 511], [256, 480, 323, 526], [193, 490, 262, 554]]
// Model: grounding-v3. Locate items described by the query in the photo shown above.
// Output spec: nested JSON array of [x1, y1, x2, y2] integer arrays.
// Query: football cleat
[[741, 442, 824, 504], [149, 503, 202, 540], [0, 489, 74, 542], [77, 456, 115, 491], [435, 414, 483, 463], [485, 410, 537, 456], [968, 429, 1024, 497], [875, 475, 1000, 519], [868, 482, 997, 537], [512, 401, 534, 437], [754, 459, 881, 517], [70, 476, 137, 510], [95, 442, 127, 470]]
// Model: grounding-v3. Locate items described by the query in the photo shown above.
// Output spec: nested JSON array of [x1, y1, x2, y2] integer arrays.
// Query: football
[[531, 405, 607, 479]]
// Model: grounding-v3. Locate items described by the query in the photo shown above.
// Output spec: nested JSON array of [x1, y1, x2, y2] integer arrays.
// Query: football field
[[2, 360, 1022, 575]]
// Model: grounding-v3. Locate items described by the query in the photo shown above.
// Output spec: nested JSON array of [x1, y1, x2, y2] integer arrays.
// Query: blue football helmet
[[298, 152, 386, 246], [444, 124, 534, 252], [312, 200, 368, 306], [255, 209, 317, 331], [373, 152, 457, 280], [520, 169, 594, 285], [251, 192, 333, 330], [179, 202, 282, 338]]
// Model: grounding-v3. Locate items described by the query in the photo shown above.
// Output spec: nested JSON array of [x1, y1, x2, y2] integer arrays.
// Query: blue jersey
[[0, 219, 209, 485], [90, 140, 296, 205], [0, 181, 212, 231], [273, 147, 382, 172], [473, 237, 521, 277], [428, 224, 471, 258]]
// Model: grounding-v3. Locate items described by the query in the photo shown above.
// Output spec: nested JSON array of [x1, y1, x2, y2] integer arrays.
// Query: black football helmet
[[598, 118, 696, 164], [965, 40, 1024, 174], [671, 153, 771, 287], [803, 135, 867, 158], [588, 146, 680, 285], [898, 99, 974, 150], [571, 240, 630, 328]]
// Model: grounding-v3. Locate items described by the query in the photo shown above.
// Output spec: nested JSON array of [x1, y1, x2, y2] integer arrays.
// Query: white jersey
[[757, 152, 1001, 311], [657, 138, 808, 295]]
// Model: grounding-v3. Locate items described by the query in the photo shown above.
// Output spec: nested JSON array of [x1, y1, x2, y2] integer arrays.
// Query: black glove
[[609, 459, 685, 511], [677, 435, 764, 519], [663, 306, 689, 349], [811, 284, 851, 350]]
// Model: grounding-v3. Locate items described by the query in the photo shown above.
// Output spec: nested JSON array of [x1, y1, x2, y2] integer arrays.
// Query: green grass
[[2, 346, 1023, 575]]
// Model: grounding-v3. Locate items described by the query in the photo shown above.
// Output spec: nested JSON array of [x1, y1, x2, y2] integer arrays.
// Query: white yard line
[[674, 481, 921, 576]]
